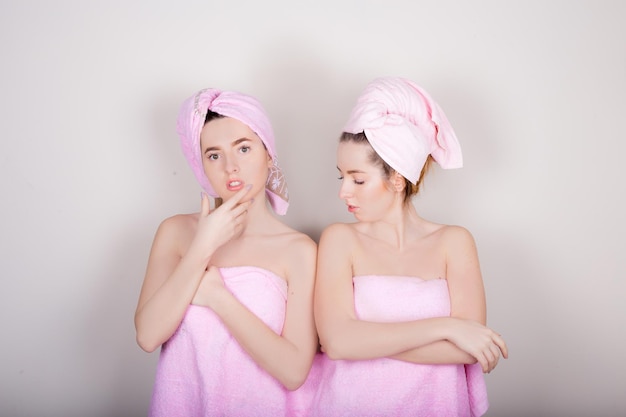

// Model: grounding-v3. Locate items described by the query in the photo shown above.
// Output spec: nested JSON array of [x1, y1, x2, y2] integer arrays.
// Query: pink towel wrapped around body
[[149, 266, 318, 417], [311, 275, 488, 417]]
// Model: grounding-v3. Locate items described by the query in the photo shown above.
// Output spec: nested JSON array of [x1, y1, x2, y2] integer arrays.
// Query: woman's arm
[[134, 190, 252, 353], [391, 340, 477, 364], [390, 226, 507, 372], [134, 215, 206, 353], [315, 224, 506, 370], [315, 224, 465, 360], [193, 235, 318, 390]]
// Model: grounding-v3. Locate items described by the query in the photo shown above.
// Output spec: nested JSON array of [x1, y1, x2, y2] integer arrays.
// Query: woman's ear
[[267, 152, 273, 168], [392, 171, 406, 192]]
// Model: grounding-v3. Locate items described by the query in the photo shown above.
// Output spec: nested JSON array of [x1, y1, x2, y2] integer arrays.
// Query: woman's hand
[[446, 319, 508, 373], [191, 266, 227, 308], [189, 185, 253, 262]]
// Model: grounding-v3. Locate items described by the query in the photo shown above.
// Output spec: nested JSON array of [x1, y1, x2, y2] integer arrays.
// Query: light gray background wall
[[1, 1, 624, 416]]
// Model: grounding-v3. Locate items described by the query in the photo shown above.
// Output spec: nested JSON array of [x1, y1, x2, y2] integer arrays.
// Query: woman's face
[[200, 117, 271, 202], [336, 141, 397, 222]]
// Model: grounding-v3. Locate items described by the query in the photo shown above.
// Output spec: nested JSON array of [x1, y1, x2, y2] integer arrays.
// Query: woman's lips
[[227, 180, 244, 191]]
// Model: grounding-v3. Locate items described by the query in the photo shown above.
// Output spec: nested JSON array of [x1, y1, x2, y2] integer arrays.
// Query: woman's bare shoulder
[[156, 212, 198, 233], [252, 220, 317, 263], [316, 223, 360, 254], [280, 227, 318, 258], [152, 212, 199, 250], [320, 222, 358, 240], [267, 228, 317, 284], [438, 224, 474, 240], [435, 224, 477, 252]]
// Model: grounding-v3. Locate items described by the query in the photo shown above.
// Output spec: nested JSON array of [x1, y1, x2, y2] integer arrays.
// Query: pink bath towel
[[149, 266, 315, 417], [343, 77, 463, 184], [311, 275, 488, 417]]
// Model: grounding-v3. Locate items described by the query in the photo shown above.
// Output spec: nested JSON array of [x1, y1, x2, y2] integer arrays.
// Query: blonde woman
[[313, 77, 508, 417]]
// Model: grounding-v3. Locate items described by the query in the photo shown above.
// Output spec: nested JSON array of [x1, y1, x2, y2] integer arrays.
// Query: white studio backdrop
[[0, 1, 624, 416]]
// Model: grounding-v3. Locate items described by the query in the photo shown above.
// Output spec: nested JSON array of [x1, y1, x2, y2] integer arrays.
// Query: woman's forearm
[[134, 249, 208, 352], [390, 340, 477, 365], [319, 316, 455, 361], [209, 288, 314, 390]]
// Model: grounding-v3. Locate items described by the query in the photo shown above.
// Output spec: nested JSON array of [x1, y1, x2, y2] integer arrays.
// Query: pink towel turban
[[176, 88, 289, 215], [343, 77, 463, 184]]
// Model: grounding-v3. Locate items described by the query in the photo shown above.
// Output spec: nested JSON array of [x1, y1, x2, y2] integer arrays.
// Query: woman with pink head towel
[[134, 88, 319, 416], [312, 77, 508, 416]]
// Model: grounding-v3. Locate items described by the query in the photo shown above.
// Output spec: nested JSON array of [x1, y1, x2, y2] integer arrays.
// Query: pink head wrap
[[176, 88, 289, 215], [343, 77, 463, 184]]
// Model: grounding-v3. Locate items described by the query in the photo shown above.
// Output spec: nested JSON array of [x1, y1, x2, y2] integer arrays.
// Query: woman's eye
[[354, 180, 365, 185], [207, 154, 219, 160], [240, 146, 250, 153], [337, 176, 344, 180]]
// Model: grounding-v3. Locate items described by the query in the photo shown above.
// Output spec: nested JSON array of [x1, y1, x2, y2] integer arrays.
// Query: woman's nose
[[224, 157, 239, 173], [339, 180, 351, 199]]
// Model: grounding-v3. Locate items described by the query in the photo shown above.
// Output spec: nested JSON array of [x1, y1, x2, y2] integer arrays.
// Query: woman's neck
[[366, 203, 422, 250], [238, 198, 282, 237]]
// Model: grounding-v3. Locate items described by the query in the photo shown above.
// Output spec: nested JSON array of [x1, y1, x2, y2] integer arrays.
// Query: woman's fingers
[[484, 344, 499, 373], [482, 332, 507, 373], [200, 192, 210, 216], [221, 184, 253, 209], [476, 352, 489, 373], [494, 333, 509, 359]]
